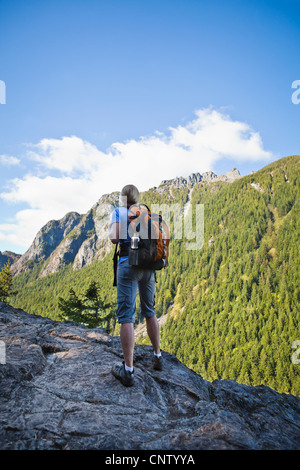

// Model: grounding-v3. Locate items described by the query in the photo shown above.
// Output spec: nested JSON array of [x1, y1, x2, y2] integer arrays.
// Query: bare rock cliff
[[0, 303, 299, 450], [0, 251, 21, 270], [159, 168, 241, 188], [11, 192, 119, 278]]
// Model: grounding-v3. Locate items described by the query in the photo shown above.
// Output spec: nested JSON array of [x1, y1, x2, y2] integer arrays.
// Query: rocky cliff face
[[11, 211, 82, 275], [159, 168, 241, 188], [0, 251, 21, 270], [0, 303, 299, 450], [9, 169, 241, 278], [11, 192, 119, 278]]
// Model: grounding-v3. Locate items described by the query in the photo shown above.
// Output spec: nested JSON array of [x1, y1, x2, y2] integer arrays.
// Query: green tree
[[58, 281, 114, 328], [0, 262, 18, 302]]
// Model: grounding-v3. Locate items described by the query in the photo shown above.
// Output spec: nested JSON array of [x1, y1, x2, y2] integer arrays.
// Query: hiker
[[108, 184, 163, 387]]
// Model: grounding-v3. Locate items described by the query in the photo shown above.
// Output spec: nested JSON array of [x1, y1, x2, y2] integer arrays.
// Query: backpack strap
[[113, 242, 130, 286], [139, 203, 151, 213], [113, 244, 119, 287], [113, 203, 151, 286], [128, 203, 151, 217]]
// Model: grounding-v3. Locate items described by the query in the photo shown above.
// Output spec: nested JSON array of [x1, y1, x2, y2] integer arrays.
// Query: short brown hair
[[120, 184, 140, 208]]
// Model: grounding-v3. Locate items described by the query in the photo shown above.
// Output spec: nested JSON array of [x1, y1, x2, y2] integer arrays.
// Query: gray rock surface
[[11, 192, 119, 277], [0, 251, 21, 270], [11, 211, 82, 275], [159, 168, 241, 188], [0, 303, 299, 450]]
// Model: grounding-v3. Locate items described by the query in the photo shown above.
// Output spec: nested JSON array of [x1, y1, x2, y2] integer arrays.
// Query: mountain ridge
[[8, 168, 241, 277], [159, 167, 241, 188], [0, 251, 21, 270]]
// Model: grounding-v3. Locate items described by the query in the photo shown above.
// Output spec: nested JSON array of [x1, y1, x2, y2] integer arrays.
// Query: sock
[[124, 363, 134, 373], [154, 351, 161, 358]]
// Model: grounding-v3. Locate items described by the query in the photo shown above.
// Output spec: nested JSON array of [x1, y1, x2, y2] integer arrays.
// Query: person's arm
[[108, 222, 120, 244]]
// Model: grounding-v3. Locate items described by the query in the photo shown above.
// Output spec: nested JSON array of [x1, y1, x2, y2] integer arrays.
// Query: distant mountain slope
[[11, 192, 120, 277], [157, 155, 300, 395], [0, 251, 21, 270], [160, 167, 241, 187], [10, 169, 240, 278]]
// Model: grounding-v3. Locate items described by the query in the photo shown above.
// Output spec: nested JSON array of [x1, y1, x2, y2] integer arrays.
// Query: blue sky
[[0, 0, 299, 253]]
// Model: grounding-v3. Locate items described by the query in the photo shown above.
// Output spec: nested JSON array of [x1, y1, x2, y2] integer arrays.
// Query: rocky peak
[[224, 168, 241, 181], [159, 168, 241, 188], [0, 302, 299, 450], [10, 192, 120, 277], [11, 212, 82, 275], [0, 251, 21, 270]]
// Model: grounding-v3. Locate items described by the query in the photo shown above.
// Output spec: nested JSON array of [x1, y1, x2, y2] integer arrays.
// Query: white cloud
[[0, 154, 20, 166], [0, 108, 273, 252], [28, 136, 107, 175], [170, 109, 271, 160]]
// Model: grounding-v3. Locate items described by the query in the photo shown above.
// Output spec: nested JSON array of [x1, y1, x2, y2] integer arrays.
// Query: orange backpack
[[112, 203, 170, 286], [128, 203, 170, 269]]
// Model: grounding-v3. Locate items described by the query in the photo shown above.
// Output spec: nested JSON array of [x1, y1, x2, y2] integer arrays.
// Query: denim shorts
[[116, 257, 156, 324]]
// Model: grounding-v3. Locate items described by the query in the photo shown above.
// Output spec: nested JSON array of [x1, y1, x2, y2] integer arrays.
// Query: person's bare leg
[[120, 322, 135, 368], [145, 316, 160, 355]]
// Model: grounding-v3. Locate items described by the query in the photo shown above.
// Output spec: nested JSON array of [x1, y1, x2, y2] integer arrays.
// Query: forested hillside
[[9, 155, 300, 395], [158, 155, 300, 395]]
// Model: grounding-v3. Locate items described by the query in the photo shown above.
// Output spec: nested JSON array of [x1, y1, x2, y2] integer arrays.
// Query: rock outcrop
[[0, 251, 21, 270], [11, 192, 119, 278], [159, 168, 241, 188], [11, 212, 82, 275], [0, 303, 299, 450]]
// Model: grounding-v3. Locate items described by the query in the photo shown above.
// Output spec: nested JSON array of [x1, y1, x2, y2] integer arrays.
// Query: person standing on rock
[[108, 184, 162, 386]]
